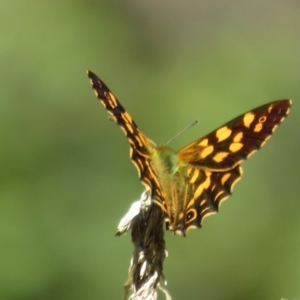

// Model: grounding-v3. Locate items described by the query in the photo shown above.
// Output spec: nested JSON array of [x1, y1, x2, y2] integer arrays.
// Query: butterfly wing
[[177, 100, 291, 233], [87, 71, 162, 200], [178, 100, 292, 171]]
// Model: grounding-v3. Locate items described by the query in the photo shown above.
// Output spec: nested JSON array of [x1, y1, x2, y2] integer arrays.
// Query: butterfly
[[87, 70, 291, 236]]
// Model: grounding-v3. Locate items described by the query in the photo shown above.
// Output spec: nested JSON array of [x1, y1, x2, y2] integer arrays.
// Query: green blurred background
[[0, 1, 299, 300]]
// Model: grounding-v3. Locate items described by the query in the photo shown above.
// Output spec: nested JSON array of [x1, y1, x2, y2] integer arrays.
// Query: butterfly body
[[149, 145, 193, 233], [87, 70, 291, 236]]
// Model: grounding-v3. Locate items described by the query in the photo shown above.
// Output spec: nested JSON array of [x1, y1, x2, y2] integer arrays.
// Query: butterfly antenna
[[166, 120, 198, 145]]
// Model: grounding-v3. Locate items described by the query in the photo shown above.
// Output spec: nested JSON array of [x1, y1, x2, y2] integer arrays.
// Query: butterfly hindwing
[[178, 100, 291, 171], [176, 165, 242, 233], [183, 166, 243, 231]]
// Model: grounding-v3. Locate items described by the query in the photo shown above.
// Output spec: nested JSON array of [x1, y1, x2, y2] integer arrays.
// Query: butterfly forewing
[[87, 71, 163, 200], [178, 100, 292, 171]]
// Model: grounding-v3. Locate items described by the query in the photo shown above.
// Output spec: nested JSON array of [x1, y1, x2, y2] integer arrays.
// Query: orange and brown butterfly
[[87, 70, 291, 236]]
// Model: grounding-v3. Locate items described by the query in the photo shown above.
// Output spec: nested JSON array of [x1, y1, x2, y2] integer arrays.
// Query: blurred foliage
[[0, 1, 299, 300]]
